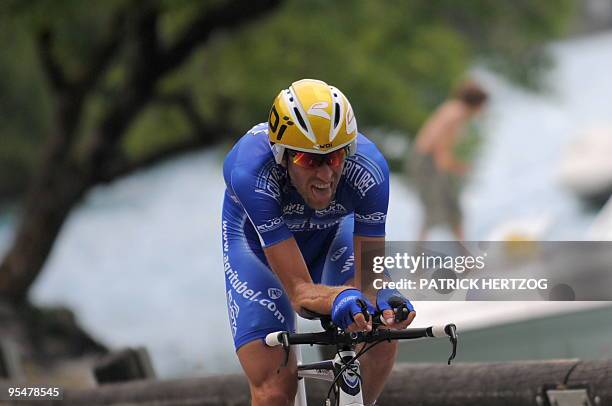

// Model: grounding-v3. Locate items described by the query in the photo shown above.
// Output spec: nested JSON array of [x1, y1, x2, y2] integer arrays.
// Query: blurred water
[[1, 31, 611, 378]]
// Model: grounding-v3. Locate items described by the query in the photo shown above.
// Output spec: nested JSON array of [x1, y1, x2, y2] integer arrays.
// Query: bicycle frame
[[296, 347, 364, 406]]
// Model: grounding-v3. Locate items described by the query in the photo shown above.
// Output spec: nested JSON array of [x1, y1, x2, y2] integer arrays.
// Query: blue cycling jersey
[[221, 122, 390, 349], [223, 122, 390, 249]]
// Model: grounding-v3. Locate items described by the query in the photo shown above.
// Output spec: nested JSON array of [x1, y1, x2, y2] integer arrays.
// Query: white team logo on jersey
[[331, 246, 348, 262], [268, 288, 283, 300]]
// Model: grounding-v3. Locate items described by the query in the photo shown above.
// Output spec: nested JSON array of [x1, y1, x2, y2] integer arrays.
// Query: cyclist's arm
[[354, 234, 416, 329], [354, 234, 385, 301], [350, 142, 390, 301], [264, 238, 350, 316]]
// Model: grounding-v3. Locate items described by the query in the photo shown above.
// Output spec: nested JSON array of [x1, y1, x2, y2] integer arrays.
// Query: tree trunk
[[0, 79, 87, 303], [0, 161, 88, 304]]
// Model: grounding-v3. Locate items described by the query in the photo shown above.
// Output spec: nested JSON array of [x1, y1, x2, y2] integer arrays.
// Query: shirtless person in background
[[410, 81, 488, 240]]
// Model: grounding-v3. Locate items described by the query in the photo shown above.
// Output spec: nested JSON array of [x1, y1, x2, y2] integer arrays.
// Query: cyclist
[[221, 79, 415, 406]]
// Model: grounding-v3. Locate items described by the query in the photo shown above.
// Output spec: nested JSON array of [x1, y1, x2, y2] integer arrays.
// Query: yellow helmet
[[268, 79, 358, 164]]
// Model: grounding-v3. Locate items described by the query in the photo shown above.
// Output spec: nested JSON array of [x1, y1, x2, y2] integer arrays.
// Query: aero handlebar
[[266, 323, 458, 365]]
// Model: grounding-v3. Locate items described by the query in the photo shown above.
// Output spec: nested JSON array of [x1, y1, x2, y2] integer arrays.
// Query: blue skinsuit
[[221, 123, 389, 349]]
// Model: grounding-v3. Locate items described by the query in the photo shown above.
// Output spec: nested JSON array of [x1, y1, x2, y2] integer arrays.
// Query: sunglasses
[[288, 148, 347, 169]]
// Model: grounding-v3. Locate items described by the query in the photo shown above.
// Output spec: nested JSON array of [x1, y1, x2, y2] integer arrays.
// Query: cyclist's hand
[[331, 289, 374, 332], [376, 289, 416, 329]]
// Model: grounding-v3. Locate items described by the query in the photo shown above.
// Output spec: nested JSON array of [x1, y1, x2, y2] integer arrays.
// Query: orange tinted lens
[[291, 152, 322, 168], [290, 149, 346, 168], [325, 149, 346, 168]]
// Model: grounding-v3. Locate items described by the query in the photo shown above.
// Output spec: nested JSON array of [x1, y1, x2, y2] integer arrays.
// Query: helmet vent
[[293, 108, 308, 131], [333, 103, 341, 128]]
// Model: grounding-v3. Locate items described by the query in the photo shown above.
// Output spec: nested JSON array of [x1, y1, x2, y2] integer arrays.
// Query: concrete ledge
[[10, 359, 612, 405]]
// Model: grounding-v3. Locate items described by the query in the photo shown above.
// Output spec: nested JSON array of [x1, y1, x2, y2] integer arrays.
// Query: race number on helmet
[[268, 79, 358, 164]]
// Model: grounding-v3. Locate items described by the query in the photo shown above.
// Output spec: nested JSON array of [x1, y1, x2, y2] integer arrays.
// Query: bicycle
[[265, 300, 458, 406]]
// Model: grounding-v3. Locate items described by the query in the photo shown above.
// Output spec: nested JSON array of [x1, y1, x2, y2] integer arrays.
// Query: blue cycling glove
[[376, 288, 414, 325], [331, 289, 375, 330]]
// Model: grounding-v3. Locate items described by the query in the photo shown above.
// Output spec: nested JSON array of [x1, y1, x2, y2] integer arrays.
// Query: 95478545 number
[[2, 385, 63, 401]]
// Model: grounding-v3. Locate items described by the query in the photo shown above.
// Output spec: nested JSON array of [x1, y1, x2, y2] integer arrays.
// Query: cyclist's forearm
[[291, 282, 351, 316], [354, 235, 386, 299]]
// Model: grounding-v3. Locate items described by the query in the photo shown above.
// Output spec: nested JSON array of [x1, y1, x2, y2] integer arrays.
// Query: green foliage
[[122, 103, 192, 159], [0, 0, 576, 200], [198, 0, 574, 138], [0, 14, 52, 201]]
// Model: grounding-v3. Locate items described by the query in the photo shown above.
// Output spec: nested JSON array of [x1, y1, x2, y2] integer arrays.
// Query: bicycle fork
[[296, 348, 364, 406]]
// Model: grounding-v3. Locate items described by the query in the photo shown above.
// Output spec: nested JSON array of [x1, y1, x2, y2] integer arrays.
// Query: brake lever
[[388, 296, 409, 323], [371, 297, 410, 328], [276, 333, 290, 371], [394, 304, 409, 323], [445, 324, 458, 365], [356, 299, 370, 323]]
